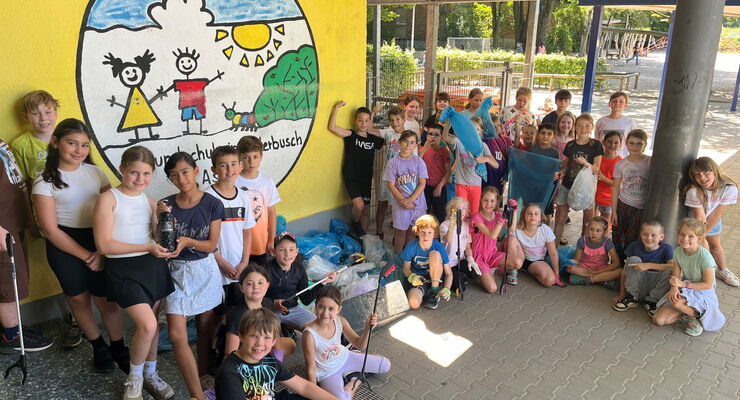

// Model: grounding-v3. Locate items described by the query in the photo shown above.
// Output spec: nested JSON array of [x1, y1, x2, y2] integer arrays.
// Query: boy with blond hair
[[11, 90, 59, 184]]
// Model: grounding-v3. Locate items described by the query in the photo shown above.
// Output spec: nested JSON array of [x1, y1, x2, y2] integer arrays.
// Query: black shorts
[[251, 253, 268, 267], [46, 226, 108, 297], [105, 253, 174, 308], [344, 178, 372, 205], [521, 259, 545, 272], [213, 282, 243, 316], [401, 275, 437, 297]]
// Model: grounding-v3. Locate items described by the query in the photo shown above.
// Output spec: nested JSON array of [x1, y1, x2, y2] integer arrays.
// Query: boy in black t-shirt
[[328, 101, 385, 236], [215, 309, 335, 400]]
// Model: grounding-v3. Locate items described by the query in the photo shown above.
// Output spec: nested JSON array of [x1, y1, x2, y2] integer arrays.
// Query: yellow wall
[[0, 1, 366, 302]]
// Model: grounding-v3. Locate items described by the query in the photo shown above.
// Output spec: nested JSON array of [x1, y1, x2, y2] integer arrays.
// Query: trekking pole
[[455, 208, 464, 300], [282, 265, 349, 303], [498, 199, 518, 295], [349, 264, 397, 391], [3, 233, 27, 385]]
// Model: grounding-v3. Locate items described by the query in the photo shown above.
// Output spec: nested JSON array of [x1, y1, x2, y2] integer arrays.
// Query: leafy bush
[[719, 28, 740, 53], [375, 41, 418, 98], [436, 47, 608, 89]]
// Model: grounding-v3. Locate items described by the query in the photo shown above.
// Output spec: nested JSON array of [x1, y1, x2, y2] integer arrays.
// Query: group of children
[[1, 91, 391, 400], [0, 84, 736, 399], [328, 86, 736, 337]]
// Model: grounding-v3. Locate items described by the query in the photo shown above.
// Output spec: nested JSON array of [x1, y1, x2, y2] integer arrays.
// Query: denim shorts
[[708, 220, 723, 236], [597, 205, 612, 215]]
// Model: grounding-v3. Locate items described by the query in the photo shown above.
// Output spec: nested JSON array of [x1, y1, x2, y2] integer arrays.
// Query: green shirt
[[675, 246, 715, 283], [10, 131, 48, 181]]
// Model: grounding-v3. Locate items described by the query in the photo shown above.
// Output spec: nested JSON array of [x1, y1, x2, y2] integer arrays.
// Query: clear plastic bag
[[341, 274, 378, 300], [568, 167, 598, 211], [305, 256, 338, 281], [362, 234, 388, 263]]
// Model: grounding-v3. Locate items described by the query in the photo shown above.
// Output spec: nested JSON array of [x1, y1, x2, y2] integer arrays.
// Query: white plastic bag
[[362, 234, 387, 263], [568, 167, 598, 211], [341, 274, 378, 300], [305, 256, 337, 281]]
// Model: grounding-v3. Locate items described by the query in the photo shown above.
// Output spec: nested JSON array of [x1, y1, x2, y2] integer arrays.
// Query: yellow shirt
[[10, 131, 48, 181]]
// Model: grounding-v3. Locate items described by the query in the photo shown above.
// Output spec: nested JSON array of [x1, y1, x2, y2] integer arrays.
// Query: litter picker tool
[[454, 208, 464, 299], [282, 265, 349, 304], [498, 199, 518, 295], [348, 263, 397, 391], [3, 233, 27, 385]]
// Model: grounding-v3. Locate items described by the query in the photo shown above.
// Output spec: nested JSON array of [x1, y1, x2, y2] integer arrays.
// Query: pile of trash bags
[[286, 219, 396, 300]]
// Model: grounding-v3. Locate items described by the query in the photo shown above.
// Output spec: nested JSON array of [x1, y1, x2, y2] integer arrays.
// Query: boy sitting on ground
[[401, 215, 453, 310], [613, 220, 674, 316]]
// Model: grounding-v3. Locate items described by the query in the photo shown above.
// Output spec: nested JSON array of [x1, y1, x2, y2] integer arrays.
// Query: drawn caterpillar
[[222, 102, 258, 132]]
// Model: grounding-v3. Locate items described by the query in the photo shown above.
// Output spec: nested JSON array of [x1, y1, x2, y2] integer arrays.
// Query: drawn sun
[[216, 23, 285, 68]]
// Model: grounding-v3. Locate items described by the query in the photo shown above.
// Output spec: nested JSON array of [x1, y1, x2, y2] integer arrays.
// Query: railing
[[512, 71, 640, 91]]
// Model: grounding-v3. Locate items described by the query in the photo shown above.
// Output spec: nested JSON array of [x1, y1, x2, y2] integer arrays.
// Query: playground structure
[[600, 26, 668, 59]]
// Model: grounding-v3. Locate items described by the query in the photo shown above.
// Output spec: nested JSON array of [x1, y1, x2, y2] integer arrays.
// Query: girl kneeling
[[507, 203, 564, 287]]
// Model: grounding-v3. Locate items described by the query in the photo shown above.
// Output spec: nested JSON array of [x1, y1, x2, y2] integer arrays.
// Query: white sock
[[130, 362, 144, 379], [144, 360, 157, 378]]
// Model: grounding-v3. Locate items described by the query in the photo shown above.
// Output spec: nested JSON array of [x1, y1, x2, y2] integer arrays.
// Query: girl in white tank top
[[93, 146, 175, 400], [302, 286, 391, 400]]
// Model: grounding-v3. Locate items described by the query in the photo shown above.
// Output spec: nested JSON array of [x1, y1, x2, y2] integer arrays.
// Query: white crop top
[[107, 188, 154, 258], [304, 317, 350, 381], [32, 163, 110, 228]]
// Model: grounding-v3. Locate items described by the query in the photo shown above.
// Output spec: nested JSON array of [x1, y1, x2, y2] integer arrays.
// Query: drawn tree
[[254, 45, 318, 127]]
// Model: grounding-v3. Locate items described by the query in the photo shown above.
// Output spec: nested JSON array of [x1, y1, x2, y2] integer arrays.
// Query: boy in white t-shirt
[[236, 136, 281, 267], [595, 92, 635, 158], [207, 145, 256, 315]]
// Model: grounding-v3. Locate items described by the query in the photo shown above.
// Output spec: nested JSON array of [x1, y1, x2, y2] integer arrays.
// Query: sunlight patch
[[388, 315, 472, 367]]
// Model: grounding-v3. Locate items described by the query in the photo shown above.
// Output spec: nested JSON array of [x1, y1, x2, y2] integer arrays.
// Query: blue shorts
[[708, 220, 722, 236], [181, 106, 204, 121], [597, 205, 612, 215]]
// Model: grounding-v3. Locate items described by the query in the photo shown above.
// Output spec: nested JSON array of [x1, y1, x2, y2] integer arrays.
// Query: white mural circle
[[77, 0, 318, 199]]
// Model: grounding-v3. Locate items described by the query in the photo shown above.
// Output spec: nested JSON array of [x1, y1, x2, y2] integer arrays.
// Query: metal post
[[374, 5, 381, 102], [651, 12, 675, 149], [581, 6, 603, 113], [410, 5, 416, 51], [521, 0, 540, 89], [501, 62, 513, 108], [366, 72, 373, 108], [731, 63, 740, 112], [423, 4, 439, 118], [643, 0, 725, 245]]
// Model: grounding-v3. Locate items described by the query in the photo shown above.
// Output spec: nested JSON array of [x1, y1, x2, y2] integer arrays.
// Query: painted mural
[[77, 0, 318, 198]]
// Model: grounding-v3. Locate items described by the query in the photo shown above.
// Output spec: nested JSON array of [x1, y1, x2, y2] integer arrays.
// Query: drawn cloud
[[149, 0, 214, 30]]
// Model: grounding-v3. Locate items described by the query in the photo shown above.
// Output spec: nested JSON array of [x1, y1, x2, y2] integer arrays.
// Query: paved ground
[[2, 50, 739, 399]]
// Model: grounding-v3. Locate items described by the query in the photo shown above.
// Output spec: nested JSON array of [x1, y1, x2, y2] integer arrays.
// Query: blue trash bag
[[330, 218, 350, 234], [339, 234, 361, 257], [439, 106, 488, 180], [276, 215, 287, 235], [297, 235, 342, 263], [507, 147, 561, 209], [545, 245, 577, 279]]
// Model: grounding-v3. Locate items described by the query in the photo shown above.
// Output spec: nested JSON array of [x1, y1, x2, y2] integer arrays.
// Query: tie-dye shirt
[[383, 154, 429, 212], [215, 352, 294, 400]]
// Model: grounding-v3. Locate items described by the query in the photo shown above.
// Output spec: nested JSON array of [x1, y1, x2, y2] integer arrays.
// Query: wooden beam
[[521, 0, 540, 89], [423, 4, 440, 117]]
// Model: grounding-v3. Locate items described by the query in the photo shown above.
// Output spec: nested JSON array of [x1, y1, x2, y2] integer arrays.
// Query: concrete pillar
[[423, 4, 439, 118], [521, 0, 540, 89], [581, 6, 603, 113], [642, 0, 725, 244]]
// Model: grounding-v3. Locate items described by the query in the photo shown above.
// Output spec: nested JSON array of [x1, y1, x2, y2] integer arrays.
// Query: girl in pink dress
[[470, 187, 507, 291]]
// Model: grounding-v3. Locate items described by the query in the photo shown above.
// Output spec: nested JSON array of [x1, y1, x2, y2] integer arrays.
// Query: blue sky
[[87, 0, 303, 30]]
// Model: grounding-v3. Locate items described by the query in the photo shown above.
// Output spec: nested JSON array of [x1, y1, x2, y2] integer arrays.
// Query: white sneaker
[[144, 372, 175, 400], [717, 269, 740, 287], [122, 375, 143, 400]]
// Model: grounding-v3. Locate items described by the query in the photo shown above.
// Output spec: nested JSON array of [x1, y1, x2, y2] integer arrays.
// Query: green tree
[[546, 0, 587, 54], [254, 45, 318, 127]]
